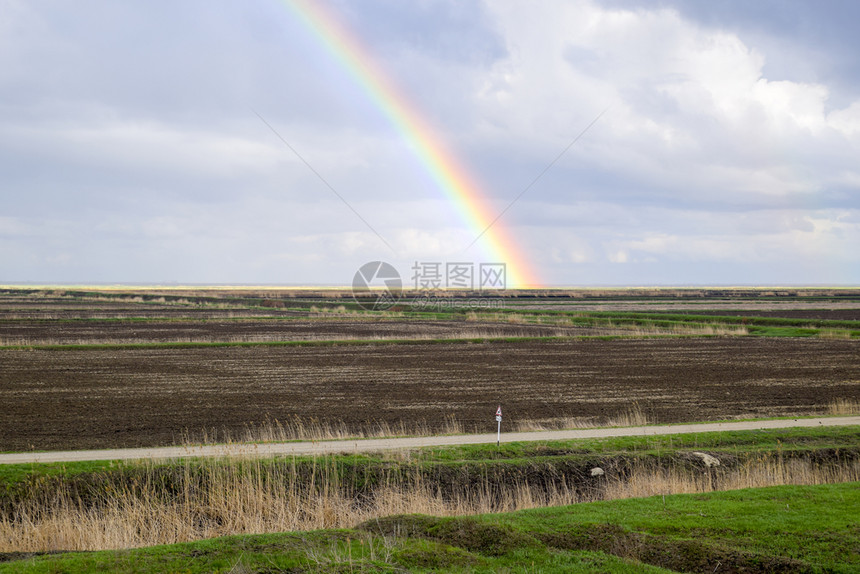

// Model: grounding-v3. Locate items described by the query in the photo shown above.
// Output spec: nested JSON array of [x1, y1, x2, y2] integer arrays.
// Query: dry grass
[[604, 456, 860, 499], [1, 454, 856, 553], [672, 323, 748, 336], [606, 403, 651, 427], [819, 329, 852, 340], [827, 398, 860, 416], [310, 305, 350, 315], [514, 417, 597, 432], [513, 404, 650, 432], [616, 323, 749, 336], [183, 415, 465, 445]]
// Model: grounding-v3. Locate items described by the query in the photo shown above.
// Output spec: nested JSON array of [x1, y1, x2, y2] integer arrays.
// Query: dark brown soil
[[1, 338, 858, 451]]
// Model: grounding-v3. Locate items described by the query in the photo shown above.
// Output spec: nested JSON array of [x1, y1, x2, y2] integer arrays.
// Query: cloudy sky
[[2, 0, 859, 287]]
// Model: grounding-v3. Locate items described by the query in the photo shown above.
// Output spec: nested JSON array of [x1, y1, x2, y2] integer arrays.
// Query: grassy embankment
[[1, 426, 858, 555], [1, 482, 858, 573]]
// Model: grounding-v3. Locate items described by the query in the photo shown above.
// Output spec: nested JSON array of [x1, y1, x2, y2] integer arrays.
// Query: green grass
[[2, 482, 856, 573], [0, 531, 675, 573], [489, 482, 860, 571], [419, 425, 860, 463], [488, 308, 860, 333], [0, 460, 120, 487], [576, 311, 860, 328]]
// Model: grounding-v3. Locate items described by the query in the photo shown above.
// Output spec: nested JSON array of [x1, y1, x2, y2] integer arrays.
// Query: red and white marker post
[[495, 405, 502, 447]]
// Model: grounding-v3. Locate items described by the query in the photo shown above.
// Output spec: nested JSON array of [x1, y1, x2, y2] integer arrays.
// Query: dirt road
[[1, 416, 857, 465]]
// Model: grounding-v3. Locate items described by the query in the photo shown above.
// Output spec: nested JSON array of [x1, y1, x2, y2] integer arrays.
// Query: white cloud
[[477, 0, 860, 199], [827, 101, 860, 134], [1, 116, 284, 179], [0, 217, 30, 237], [608, 250, 629, 264]]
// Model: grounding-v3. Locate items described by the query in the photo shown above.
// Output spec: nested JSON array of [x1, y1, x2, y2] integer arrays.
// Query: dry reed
[[604, 457, 860, 499], [514, 417, 597, 432], [514, 404, 650, 432], [606, 403, 650, 427], [827, 398, 860, 416], [819, 329, 852, 340]]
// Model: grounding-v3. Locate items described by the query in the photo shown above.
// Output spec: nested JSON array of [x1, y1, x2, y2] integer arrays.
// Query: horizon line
[[3, 283, 860, 290]]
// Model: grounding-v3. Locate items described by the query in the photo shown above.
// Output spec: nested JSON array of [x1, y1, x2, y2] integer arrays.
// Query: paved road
[[2, 417, 858, 465]]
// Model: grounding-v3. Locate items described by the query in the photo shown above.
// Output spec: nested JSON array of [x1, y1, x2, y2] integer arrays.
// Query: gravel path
[[2, 416, 857, 465]]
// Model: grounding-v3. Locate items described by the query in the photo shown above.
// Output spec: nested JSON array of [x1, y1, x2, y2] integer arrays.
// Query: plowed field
[[1, 338, 857, 451]]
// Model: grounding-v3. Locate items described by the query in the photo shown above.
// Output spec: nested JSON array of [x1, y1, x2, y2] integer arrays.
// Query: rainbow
[[282, 0, 539, 288]]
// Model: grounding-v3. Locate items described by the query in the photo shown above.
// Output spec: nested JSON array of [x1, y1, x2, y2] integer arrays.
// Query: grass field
[[2, 482, 857, 572]]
